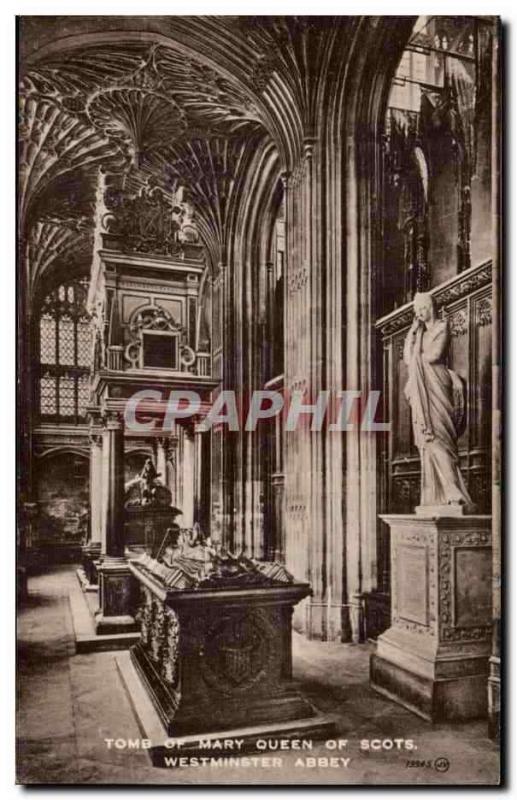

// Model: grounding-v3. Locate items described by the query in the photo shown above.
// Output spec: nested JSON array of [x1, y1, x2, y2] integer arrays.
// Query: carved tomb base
[[128, 553, 335, 744]]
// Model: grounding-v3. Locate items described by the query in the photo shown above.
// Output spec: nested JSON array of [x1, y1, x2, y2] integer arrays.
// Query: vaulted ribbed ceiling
[[19, 23, 278, 287], [19, 15, 415, 290], [19, 39, 268, 225]]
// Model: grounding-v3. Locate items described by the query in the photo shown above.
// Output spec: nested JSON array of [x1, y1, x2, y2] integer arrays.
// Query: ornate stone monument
[[95, 454, 181, 634], [125, 541, 335, 758], [124, 458, 183, 556], [371, 292, 492, 721]]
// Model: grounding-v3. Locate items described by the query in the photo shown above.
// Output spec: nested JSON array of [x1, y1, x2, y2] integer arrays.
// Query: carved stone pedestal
[[124, 506, 180, 555], [95, 558, 138, 635], [371, 514, 492, 722]]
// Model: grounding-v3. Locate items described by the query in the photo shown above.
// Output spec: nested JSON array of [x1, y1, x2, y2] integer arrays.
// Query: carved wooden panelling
[[447, 299, 470, 451], [377, 261, 492, 522], [393, 338, 413, 460]]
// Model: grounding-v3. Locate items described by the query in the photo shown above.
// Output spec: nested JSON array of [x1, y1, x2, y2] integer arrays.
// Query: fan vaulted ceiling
[[19, 15, 412, 291], [19, 20, 280, 290]]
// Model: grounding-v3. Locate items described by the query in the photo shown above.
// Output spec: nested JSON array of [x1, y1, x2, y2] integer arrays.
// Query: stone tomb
[[126, 549, 335, 757]]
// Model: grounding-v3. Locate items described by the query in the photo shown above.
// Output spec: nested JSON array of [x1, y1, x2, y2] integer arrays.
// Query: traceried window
[[37, 279, 91, 423]]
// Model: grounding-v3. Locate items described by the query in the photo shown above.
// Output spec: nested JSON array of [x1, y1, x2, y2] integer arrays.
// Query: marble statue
[[403, 292, 475, 513]]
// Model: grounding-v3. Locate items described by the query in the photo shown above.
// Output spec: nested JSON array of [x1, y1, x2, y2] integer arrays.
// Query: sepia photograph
[[15, 12, 502, 786]]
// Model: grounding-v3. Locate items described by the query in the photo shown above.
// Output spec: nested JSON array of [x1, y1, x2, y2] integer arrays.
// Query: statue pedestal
[[95, 558, 138, 635], [415, 504, 471, 517], [371, 514, 492, 721], [124, 506, 179, 555]]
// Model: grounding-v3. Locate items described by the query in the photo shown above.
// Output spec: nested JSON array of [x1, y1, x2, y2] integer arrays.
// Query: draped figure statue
[[403, 292, 475, 513]]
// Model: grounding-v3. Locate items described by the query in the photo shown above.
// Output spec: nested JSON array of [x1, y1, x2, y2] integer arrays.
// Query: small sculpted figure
[[403, 292, 474, 512], [139, 458, 160, 505], [124, 457, 170, 507]]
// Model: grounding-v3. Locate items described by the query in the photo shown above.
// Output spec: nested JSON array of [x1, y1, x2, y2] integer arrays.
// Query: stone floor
[[16, 567, 500, 785]]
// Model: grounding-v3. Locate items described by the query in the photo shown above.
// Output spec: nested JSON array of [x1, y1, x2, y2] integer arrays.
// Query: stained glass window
[[37, 279, 91, 422]]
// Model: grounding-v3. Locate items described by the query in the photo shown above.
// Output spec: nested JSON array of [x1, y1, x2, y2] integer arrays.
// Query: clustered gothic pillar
[[282, 141, 352, 641], [282, 164, 311, 631], [95, 410, 137, 634]]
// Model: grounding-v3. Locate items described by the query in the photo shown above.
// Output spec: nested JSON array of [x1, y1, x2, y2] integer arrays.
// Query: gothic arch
[[35, 446, 89, 460]]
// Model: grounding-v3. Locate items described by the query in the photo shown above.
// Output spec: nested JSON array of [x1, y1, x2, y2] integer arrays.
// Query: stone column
[[181, 424, 195, 528], [156, 437, 170, 490], [193, 421, 203, 525], [80, 408, 104, 588], [169, 435, 179, 506], [80, 431, 103, 588], [95, 410, 137, 634], [271, 472, 285, 561], [282, 163, 314, 634], [103, 411, 125, 558], [89, 433, 103, 544]]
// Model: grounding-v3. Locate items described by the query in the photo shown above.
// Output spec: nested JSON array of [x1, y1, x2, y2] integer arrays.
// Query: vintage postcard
[[16, 14, 502, 786]]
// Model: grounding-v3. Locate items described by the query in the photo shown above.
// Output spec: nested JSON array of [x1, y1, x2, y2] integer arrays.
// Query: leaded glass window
[[58, 316, 75, 366], [58, 375, 76, 416], [76, 320, 91, 368], [77, 373, 90, 418], [39, 314, 56, 364], [37, 279, 91, 422], [39, 372, 57, 415]]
